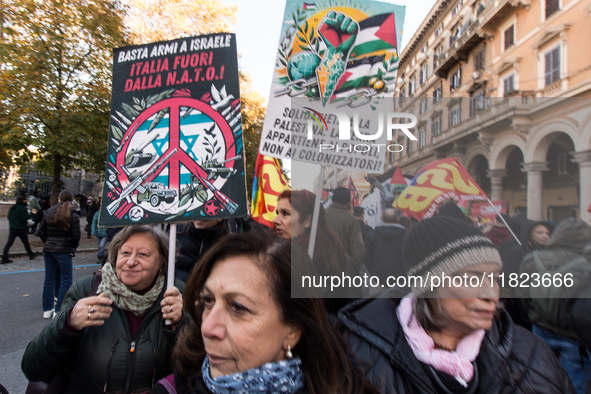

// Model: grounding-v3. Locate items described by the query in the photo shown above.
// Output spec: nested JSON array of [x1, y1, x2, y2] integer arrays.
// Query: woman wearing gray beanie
[[339, 216, 575, 394]]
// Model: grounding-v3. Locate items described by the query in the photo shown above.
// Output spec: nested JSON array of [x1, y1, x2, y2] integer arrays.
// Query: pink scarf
[[396, 296, 485, 388]]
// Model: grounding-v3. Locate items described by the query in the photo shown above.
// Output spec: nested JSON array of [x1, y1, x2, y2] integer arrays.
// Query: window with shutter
[[504, 25, 514, 51], [503, 74, 515, 96], [544, 46, 560, 86], [473, 50, 484, 71], [431, 117, 441, 141], [433, 85, 442, 104], [546, 0, 559, 18], [419, 129, 426, 149]]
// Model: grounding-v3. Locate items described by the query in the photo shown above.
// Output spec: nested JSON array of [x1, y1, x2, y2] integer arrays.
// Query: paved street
[[0, 212, 105, 394], [0, 252, 101, 393]]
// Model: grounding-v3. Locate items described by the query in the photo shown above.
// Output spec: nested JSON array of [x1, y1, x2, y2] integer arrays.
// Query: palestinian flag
[[390, 165, 406, 187], [350, 13, 398, 59], [303, 2, 316, 10], [333, 13, 399, 94], [349, 177, 360, 206]]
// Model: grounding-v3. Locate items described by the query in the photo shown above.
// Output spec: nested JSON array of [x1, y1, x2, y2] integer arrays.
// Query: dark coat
[[7, 202, 31, 230], [326, 202, 365, 267], [363, 224, 406, 282], [150, 370, 310, 394], [500, 221, 555, 330], [86, 203, 100, 224], [566, 286, 591, 353], [338, 295, 575, 394], [175, 222, 227, 282], [501, 220, 554, 277], [357, 219, 373, 242], [38, 204, 81, 254], [22, 273, 190, 394]]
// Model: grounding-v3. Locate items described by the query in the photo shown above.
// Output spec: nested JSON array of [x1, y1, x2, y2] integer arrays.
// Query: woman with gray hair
[[339, 216, 575, 393], [22, 225, 190, 394]]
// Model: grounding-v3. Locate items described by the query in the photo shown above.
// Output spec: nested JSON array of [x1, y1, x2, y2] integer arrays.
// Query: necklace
[[433, 342, 454, 352]]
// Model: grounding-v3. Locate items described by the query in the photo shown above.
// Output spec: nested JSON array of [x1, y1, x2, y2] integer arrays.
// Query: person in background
[[398, 215, 413, 230], [41, 195, 51, 211], [151, 232, 378, 394], [71, 196, 81, 214], [22, 225, 189, 393], [353, 206, 372, 243], [2, 195, 38, 264], [518, 218, 591, 394], [340, 216, 575, 394], [38, 191, 80, 318], [77, 194, 87, 217], [325, 186, 365, 267], [363, 207, 407, 285], [85, 197, 100, 239], [502, 220, 554, 277], [274, 190, 360, 312], [175, 219, 230, 282], [28, 191, 42, 234], [91, 210, 107, 264]]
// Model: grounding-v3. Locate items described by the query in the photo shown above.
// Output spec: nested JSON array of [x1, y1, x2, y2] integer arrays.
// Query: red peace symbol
[[116, 97, 237, 190]]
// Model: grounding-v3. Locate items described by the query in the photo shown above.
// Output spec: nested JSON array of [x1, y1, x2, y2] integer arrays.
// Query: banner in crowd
[[361, 188, 381, 228], [472, 201, 509, 223], [395, 158, 488, 220], [251, 154, 290, 228], [98, 34, 248, 227], [259, 0, 406, 171]]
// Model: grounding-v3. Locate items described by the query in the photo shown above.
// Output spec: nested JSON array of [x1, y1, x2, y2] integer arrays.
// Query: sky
[[219, 0, 438, 189]]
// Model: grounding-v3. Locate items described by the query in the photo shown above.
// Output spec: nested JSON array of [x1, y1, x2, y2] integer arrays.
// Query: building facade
[[390, 0, 591, 222]]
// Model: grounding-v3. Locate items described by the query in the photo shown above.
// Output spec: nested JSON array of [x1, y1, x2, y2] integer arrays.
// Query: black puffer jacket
[[38, 203, 81, 253], [338, 295, 575, 394], [175, 222, 227, 282], [22, 273, 190, 394]]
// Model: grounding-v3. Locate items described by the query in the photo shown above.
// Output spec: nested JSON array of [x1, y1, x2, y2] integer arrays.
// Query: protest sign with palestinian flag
[[395, 158, 488, 220], [251, 154, 289, 228], [259, 0, 405, 162]]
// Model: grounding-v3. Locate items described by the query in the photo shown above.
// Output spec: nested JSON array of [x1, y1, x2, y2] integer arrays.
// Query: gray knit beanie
[[402, 216, 502, 296]]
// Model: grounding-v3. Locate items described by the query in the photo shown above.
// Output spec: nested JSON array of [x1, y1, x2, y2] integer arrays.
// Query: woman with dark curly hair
[[151, 231, 377, 394]]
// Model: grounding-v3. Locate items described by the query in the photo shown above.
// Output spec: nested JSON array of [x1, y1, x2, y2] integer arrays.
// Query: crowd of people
[[9, 186, 591, 393]]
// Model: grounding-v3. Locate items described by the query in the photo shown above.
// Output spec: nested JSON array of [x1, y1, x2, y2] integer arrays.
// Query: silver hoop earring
[[286, 345, 293, 359]]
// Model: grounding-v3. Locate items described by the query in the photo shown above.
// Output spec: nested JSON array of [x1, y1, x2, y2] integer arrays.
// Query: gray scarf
[[97, 263, 165, 317]]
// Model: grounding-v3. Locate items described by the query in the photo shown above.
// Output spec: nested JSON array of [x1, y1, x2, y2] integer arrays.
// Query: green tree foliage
[[239, 72, 266, 198], [0, 0, 127, 204]]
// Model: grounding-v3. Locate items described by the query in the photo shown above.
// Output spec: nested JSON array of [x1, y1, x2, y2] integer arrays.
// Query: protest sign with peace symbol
[[99, 34, 247, 227]]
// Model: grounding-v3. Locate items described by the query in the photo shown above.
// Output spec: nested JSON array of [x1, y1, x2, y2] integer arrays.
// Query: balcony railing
[[479, 0, 531, 31], [434, 19, 483, 78], [539, 80, 562, 97]]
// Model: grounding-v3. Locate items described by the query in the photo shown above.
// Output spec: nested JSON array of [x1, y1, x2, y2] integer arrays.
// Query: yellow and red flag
[[395, 157, 488, 220], [251, 154, 289, 228]]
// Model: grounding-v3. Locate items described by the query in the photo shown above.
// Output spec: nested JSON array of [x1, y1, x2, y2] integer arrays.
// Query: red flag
[[395, 158, 488, 220], [251, 154, 289, 228], [348, 177, 360, 207], [390, 166, 406, 185]]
